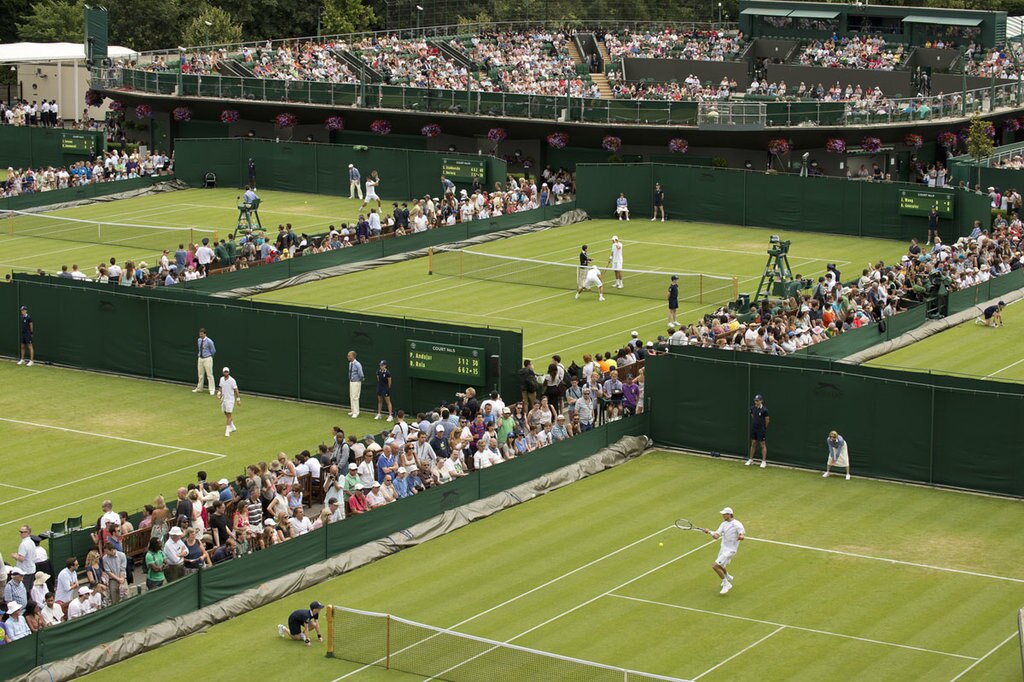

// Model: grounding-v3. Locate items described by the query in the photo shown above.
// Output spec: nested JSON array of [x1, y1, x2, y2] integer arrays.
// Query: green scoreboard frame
[[61, 132, 95, 155], [898, 189, 954, 218], [407, 339, 485, 383], [441, 158, 486, 183]]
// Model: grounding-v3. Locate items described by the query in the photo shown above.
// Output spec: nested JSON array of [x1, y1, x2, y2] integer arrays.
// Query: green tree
[[1, 0, 33, 43], [16, 0, 84, 42], [322, 0, 376, 35], [182, 5, 243, 48], [103, 0, 183, 51], [966, 113, 995, 162]]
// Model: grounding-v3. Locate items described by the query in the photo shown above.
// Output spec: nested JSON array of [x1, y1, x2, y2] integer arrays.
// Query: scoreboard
[[898, 189, 954, 218], [441, 157, 486, 183], [407, 340, 484, 383], [61, 132, 95, 155]]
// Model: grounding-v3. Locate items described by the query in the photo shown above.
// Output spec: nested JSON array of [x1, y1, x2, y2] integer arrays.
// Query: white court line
[[384, 304, 578, 330], [623, 239, 853, 265], [423, 541, 716, 681], [0, 482, 41, 493], [949, 631, 1019, 681], [746, 537, 1024, 584], [331, 525, 678, 681], [609, 595, 976, 661], [692, 625, 785, 680], [985, 357, 1024, 378], [0, 449, 183, 508]]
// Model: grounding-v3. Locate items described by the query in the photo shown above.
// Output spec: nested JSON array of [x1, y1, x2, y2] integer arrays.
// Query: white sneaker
[[192, 387, 201, 392], [225, 427, 231, 437], [759, 460, 767, 469], [650, 217, 655, 221], [661, 218, 665, 222], [574, 293, 580, 299], [26, 361, 33, 367], [845, 473, 851, 481], [822, 471, 829, 478], [720, 582, 732, 595], [230, 423, 237, 432], [17, 359, 24, 365], [744, 459, 753, 466], [626, 217, 630, 221], [386, 415, 393, 422], [278, 624, 287, 638], [599, 295, 605, 301], [375, 414, 381, 420], [348, 412, 356, 418], [726, 573, 734, 582]]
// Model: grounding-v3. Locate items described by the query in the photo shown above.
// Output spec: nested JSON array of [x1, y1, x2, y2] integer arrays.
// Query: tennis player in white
[[575, 265, 605, 301], [703, 506, 745, 595], [360, 171, 382, 211], [216, 367, 240, 437], [609, 236, 624, 289]]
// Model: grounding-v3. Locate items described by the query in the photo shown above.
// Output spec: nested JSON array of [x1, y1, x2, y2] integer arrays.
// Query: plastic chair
[[50, 520, 66, 535], [66, 515, 83, 531]]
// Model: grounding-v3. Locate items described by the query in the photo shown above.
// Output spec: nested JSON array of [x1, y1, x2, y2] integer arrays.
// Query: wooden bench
[[297, 473, 312, 509], [118, 526, 152, 561]]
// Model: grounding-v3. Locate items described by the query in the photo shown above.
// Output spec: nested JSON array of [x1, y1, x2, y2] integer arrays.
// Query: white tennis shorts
[[221, 398, 235, 414], [366, 187, 379, 200], [584, 273, 602, 289], [715, 548, 736, 568], [611, 259, 623, 270]]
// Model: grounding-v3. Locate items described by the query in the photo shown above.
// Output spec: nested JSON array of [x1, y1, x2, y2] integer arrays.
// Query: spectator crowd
[[2, 150, 173, 199], [602, 29, 745, 61], [797, 35, 905, 70]]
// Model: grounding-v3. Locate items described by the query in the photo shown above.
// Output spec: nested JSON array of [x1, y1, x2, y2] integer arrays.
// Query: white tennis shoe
[[278, 624, 287, 638], [744, 459, 753, 466], [720, 582, 732, 595], [759, 461, 767, 469], [822, 471, 829, 478]]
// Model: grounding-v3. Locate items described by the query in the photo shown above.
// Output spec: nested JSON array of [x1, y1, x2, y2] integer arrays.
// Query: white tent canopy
[[0, 41, 138, 64]]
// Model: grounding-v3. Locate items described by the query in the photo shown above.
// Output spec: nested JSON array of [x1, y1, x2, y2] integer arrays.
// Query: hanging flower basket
[[325, 116, 345, 131], [767, 138, 789, 155], [825, 138, 846, 153], [109, 101, 126, 113], [275, 113, 297, 128], [937, 132, 957, 148], [84, 89, 104, 107], [546, 132, 569, 149], [860, 136, 882, 153], [487, 127, 507, 143], [134, 104, 152, 119], [172, 107, 192, 122], [370, 119, 392, 135], [668, 138, 689, 154], [421, 123, 442, 137], [903, 134, 923, 149], [1004, 118, 1021, 132], [602, 135, 622, 152], [220, 109, 240, 124], [983, 122, 997, 139]]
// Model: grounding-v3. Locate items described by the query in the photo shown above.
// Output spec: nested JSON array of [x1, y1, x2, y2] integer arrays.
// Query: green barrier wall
[[180, 200, 577, 294], [797, 304, 930, 360], [173, 138, 507, 201], [0, 126, 104, 171], [1, 417, 647, 678], [0, 276, 523, 411], [576, 163, 991, 241], [0, 174, 172, 212], [646, 349, 1024, 497]]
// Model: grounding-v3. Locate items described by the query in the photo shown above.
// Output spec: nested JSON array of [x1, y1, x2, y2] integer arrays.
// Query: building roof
[[0, 42, 138, 64]]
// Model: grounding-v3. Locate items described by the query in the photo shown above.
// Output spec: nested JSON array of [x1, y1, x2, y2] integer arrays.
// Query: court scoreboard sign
[[441, 157, 486, 182], [407, 340, 484, 383], [61, 132, 95, 154], [898, 189, 954, 218]]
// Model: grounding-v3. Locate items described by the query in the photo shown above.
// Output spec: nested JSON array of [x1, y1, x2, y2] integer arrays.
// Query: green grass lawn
[[867, 299, 1024, 382], [79, 450, 1024, 682], [252, 219, 909, 361], [0, 188, 372, 276], [0, 359, 378, 558]]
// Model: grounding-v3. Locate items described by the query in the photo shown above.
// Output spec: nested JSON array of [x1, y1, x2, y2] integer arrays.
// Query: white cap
[[612, 235, 619, 241], [348, 164, 353, 168], [719, 507, 734, 515], [397, 466, 407, 474], [168, 527, 184, 537], [631, 331, 638, 337], [222, 366, 230, 373], [371, 481, 381, 487], [217, 478, 229, 486], [264, 518, 276, 526], [78, 587, 93, 596]]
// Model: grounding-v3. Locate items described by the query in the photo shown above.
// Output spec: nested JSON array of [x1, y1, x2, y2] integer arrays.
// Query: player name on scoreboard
[[441, 158, 486, 183], [407, 340, 484, 383], [898, 189, 954, 218], [61, 132, 95, 154]]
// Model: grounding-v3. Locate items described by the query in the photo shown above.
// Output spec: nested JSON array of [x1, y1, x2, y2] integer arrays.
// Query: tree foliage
[[323, 0, 377, 35], [17, 0, 84, 43], [966, 113, 995, 161], [182, 6, 243, 48]]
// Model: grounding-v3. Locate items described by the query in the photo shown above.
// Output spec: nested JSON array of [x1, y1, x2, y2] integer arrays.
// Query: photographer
[[454, 387, 479, 419]]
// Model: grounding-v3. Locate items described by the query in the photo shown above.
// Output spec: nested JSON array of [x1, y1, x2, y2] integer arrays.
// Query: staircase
[[590, 72, 614, 99], [596, 41, 611, 67], [566, 40, 584, 66]]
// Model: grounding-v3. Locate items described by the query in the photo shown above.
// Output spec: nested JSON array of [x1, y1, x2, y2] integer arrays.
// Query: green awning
[[901, 15, 982, 27], [740, 8, 792, 17], [788, 9, 839, 19]]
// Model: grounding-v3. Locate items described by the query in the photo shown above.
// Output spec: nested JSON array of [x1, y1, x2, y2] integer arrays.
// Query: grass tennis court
[[78, 449, 1024, 681], [0, 188, 368, 276], [252, 219, 908, 361], [866, 299, 1024, 382]]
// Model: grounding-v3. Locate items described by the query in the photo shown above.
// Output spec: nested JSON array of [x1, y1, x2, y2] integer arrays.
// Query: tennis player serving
[[702, 507, 745, 595]]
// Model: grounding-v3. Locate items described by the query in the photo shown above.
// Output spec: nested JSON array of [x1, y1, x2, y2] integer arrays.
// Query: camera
[[455, 392, 466, 399]]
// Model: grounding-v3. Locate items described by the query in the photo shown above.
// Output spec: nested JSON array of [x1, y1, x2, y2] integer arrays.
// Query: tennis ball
[[658, 542, 664, 548]]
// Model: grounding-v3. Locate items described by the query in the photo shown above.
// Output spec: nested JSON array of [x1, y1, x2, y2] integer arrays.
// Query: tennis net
[[326, 605, 690, 681], [428, 247, 738, 304], [0, 209, 218, 251]]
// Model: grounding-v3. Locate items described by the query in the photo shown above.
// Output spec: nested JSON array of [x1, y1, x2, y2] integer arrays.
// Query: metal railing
[[948, 140, 1024, 167]]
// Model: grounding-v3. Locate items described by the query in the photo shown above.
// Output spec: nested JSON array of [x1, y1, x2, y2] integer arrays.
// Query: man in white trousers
[[193, 328, 217, 395], [347, 351, 364, 418]]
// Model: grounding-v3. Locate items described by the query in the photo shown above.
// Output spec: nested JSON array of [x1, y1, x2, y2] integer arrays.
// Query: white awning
[[0, 42, 138, 64]]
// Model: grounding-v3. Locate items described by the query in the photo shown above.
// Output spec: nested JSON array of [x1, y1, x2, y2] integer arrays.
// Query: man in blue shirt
[[174, 244, 188, 271], [347, 351, 364, 418], [348, 164, 362, 199], [193, 328, 217, 395], [242, 185, 258, 205], [746, 395, 770, 469], [375, 360, 393, 422], [278, 601, 323, 646], [615, 193, 630, 221], [18, 306, 33, 366], [441, 175, 455, 195]]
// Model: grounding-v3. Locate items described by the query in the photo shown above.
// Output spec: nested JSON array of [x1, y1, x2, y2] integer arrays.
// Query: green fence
[[180, 200, 578, 293], [0, 276, 522, 410], [172, 138, 506, 199], [646, 349, 1024, 497], [576, 163, 991, 241], [0, 174, 173, 212], [0, 126, 104, 172], [0, 417, 647, 679]]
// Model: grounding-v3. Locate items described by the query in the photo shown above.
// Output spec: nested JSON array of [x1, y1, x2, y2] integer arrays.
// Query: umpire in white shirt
[[193, 328, 217, 395]]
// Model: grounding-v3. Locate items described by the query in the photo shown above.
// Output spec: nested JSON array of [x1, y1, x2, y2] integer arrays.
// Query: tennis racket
[[675, 518, 709, 533]]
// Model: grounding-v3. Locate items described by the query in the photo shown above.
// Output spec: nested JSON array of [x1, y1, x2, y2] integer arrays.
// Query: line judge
[[193, 328, 217, 395]]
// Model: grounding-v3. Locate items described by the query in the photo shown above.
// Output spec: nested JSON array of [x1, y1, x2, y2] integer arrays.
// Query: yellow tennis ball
[[658, 542, 664, 548]]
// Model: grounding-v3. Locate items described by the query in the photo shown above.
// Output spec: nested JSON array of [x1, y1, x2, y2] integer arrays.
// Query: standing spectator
[[144, 537, 166, 589], [576, 386, 596, 431], [195, 238, 216, 274], [823, 430, 852, 480], [667, 275, 680, 326], [162, 527, 187, 582], [17, 306, 33, 366], [652, 182, 666, 222], [3, 568, 26, 608], [11, 525, 35, 577], [100, 542, 127, 605], [346, 351, 364, 418], [55, 558, 78, 607], [193, 328, 217, 394], [347, 164, 362, 199], [745, 394, 770, 469], [518, 359, 539, 410], [216, 367, 240, 437], [375, 359, 393, 422]]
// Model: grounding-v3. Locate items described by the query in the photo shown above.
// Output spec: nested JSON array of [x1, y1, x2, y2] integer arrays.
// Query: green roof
[[740, 7, 792, 17], [901, 15, 982, 27], [787, 9, 839, 19]]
